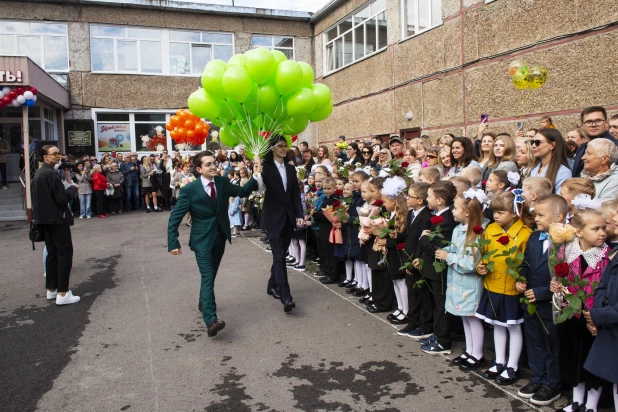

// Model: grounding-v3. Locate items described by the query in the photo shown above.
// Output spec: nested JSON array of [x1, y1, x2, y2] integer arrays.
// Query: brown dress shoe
[[207, 319, 225, 337]]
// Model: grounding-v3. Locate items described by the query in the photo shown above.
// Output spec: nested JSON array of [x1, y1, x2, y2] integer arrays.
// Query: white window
[[323, 0, 387, 75], [91, 25, 162, 73], [252, 35, 294, 60], [0, 20, 69, 72], [169, 30, 234, 75], [402, 0, 442, 40]]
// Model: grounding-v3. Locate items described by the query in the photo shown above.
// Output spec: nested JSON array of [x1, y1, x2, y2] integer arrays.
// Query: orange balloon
[[202, 121, 210, 132], [176, 127, 186, 138], [184, 119, 195, 130], [170, 115, 180, 127], [170, 129, 178, 140], [165, 122, 174, 131], [186, 130, 196, 141], [194, 123, 204, 135]]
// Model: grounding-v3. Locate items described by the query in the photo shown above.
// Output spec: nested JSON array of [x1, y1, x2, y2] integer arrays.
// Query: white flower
[[507, 171, 520, 186], [571, 194, 601, 210]]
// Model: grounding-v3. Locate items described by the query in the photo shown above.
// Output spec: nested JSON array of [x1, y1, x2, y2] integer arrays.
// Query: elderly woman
[[106, 162, 125, 214], [581, 138, 618, 201]]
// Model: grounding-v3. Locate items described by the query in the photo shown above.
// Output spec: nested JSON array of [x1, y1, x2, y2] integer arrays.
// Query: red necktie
[[208, 181, 216, 202]]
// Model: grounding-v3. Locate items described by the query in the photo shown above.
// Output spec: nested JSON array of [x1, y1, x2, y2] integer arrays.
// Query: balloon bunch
[[0, 86, 38, 108], [165, 109, 210, 150], [508, 60, 549, 90], [188, 48, 333, 159]]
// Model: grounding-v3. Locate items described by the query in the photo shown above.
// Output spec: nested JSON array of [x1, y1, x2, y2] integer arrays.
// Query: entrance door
[[0, 123, 23, 182]]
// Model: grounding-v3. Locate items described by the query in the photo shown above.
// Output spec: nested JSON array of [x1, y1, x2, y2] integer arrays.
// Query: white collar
[[435, 207, 450, 216], [200, 176, 214, 185], [274, 159, 285, 168], [566, 240, 608, 269], [412, 206, 426, 215]]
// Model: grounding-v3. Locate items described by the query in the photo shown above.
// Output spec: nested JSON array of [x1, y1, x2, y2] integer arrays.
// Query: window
[[323, 0, 387, 74], [402, 0, 442, 39], [134, 113, 167, 152], [0, 20, 69, 72], [91, 25, 162, 73], [252, 35, 294, 60], [169, 30, 233, 75]]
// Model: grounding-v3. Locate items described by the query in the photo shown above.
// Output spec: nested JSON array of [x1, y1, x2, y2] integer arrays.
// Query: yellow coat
[[483, 219, 532, 296]]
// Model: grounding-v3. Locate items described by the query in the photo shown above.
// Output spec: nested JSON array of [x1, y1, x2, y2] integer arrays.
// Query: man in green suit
[[168, 151, 258, 337]]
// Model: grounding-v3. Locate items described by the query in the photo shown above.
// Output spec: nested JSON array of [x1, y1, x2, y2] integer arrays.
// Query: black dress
[[367, 235, 395, 311]]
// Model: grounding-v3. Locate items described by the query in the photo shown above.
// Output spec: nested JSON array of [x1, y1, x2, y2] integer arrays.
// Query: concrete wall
[[312, 0, 618, 144]]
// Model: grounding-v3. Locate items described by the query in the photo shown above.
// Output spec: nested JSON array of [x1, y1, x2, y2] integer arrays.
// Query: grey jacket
[[75, 171, 93, 195]]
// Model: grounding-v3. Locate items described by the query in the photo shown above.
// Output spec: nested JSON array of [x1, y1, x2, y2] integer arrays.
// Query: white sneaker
[[56, 290, 80, 305], [44, 271, 46, 278], [46, 290, 57, 300]]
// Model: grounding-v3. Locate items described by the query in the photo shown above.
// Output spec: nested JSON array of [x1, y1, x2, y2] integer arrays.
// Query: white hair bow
[[382, 176, 407, 198], [571, 194, 601, 210], [378, 169, 390, 178], [507, 171, 520, 186], [463, 188, 488, 204]]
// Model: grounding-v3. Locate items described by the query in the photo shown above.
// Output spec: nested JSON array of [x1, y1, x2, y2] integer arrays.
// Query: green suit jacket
[[167, 176, 258, 252]]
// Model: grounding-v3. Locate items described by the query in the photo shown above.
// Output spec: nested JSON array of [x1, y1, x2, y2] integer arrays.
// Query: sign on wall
[[0, 70, 23, 84], [97, 123, 131, 152], [68, 131, 92, 147]]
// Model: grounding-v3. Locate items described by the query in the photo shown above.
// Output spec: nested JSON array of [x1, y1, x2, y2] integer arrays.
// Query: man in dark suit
[[254, 135, 305, 313], [168, 151, 258, 337]]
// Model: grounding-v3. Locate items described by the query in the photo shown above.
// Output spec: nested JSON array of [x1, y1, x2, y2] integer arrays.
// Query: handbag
[[29, 221, 44, 250], [105, 183, 115, 197]]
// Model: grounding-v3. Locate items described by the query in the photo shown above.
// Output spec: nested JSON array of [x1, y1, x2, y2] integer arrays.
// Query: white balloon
[[0, 91, 4, 99], [16, 95, 26, 104], [11, 99, 20, 107], [23, 91, 34, 100], [1, 87, 10, 95], [32, 95, 37, 102]]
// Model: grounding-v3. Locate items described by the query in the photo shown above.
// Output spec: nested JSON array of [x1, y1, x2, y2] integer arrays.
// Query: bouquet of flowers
[[179, 174, 196, 188], [322, 203, 343, 244], [296, 165, 306, 181], [357, 204, 374, 243], [334, 197, 351, 223]]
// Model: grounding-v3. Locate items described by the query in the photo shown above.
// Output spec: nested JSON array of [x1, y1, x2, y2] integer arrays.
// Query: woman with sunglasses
[[447, 137, 480, 178], [426, 145, 440, 167], [529, 128, 572, 193], [360, 145, 375, 167], [345, 142, 363, 166], [376, 148, 392, 170]]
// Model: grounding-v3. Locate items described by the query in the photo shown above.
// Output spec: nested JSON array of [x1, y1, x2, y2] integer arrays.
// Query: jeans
[[79, 193, 92, 217], [43, 245, 48, 272], [124, 183, 141, 210]]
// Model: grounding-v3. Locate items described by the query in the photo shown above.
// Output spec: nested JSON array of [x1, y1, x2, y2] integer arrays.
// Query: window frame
[[251, 35, 295, 60], [167, 30, 235, 76], [0, 19, 69, 73], [322, 0, 388, 76], [400, 0, 443, 42]]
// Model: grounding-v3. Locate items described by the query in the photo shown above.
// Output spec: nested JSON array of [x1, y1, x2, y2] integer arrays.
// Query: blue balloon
[[25, 99, 35, 107]]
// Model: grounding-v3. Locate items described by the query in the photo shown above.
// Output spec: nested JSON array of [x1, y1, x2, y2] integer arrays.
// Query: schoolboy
[[335, 177, 348, 192], [449, 175, 472, 196], [418, 166, 441, 184], [397, 182, 434, 339], [460, 166, 482, 188], [521, 177, 553, 210], [559, 178, 596, 219], [413, 181, 458, 354], [312, 177, 340, 284], [515, 194, 568, 406]]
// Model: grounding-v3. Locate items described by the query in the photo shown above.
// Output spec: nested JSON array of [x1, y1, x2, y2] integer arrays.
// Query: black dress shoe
[[353, 288, 368, 297], [387, 310, 402, 322], [283, 301, 296, 313], [207, 319, 225, 337], [267, 287, 280, 300], [359, 295, 371, 304], [451, 352, 470, 365], [338, 280, 352, 287], [389, 316, 410, 325], [366, 304, 385, 313], [320, 277, 338, 284], [495, 367, 520, 386], [482, 360, 505, 379], [459, 356, 485, 371], [345, 281, 358, 289], [346, 287, 360, 295]]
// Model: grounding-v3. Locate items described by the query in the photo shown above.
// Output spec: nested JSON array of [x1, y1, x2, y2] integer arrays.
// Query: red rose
[[311, 187, 317, 192], [430, 216, 444, 225], [401, 162, 409, 168], [497, 235, 510, 245], [398, 152, 404, 158], [473, 226, 484, 235], [374, 199, 384, 206], [554, 262, 570, 278], [334, 189, 343, 196], [396, 243, 406, 251], [332, 200, 341, 207]]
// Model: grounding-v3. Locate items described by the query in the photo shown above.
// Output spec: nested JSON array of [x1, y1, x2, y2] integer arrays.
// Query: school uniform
[[313, 195, 339, 281], [334, 191, 363, 261], [367, 205, 395, 312]]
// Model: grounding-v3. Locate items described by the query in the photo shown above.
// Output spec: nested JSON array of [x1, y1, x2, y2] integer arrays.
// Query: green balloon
[[257, 82, 280, 113], [220, 98, 244, 121], [311, 83, 332, 111], [228, 54, 247, 68], [274, 60, 303, 95], [211, 118, 225, 128], [246, 48, 276, 85], [206, 59, 227, 71], [222, 66, 253, 103], [188, 88, 222, 120], [298, 62, 315, 89], [286, 87, 316, 117], [308, 100, 333, 122], [264, 99, 286, 125], [243, 83, 259, 118], [201, 66, 226, 99], [282, 116, 309, 135], [219, 127, 239, 147], [271, 49, 288, 65]]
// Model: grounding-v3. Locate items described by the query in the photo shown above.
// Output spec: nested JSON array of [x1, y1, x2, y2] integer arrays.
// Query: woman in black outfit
[[360, 145, 375, 168], [345, 142, 363, 166]]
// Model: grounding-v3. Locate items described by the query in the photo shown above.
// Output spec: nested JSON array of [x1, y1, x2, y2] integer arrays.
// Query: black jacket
[[416, 209, 456, 282], [572, 131, 618, 177], [259, 161, 304, 234], [518, 231, 553, 319], [31, 162, 76, 226], [313, 194, 337, 242]]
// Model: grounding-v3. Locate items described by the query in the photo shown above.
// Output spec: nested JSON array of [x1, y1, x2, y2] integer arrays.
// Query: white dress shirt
[[274, 159, 287, 192], [410, 206, 426, 224], [200, 176, 216, 198], [435, 207, 450, 216]]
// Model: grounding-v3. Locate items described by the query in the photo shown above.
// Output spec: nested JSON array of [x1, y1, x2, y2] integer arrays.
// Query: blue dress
[[444, 221, 487, 316], [229, 196, 243, 226]]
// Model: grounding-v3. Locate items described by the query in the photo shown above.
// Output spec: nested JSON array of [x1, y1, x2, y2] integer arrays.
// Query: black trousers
[[108, 197, 122, 213], [429, 278, 457, 349], [267, 223, 294, 303], [406, 270, 433, 333], [371, 269, 395, 311], [0, 162, 7, 187], [94, 190, 105, 215], [43, 224, 73, 293], [318, 225, 338, 279], [524, 309, 561, 390]]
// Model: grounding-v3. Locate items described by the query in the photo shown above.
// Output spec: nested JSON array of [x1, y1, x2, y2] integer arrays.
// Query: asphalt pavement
[[0, 212, 575, 411]]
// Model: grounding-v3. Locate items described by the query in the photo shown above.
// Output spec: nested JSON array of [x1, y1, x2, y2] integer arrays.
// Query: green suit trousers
[[196, 229, 227, 325]]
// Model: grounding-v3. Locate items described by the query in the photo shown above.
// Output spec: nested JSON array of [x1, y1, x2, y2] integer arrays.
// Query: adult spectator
[[478, 132, 497, 181], [301, 148, 316, 175], [101, 154, 112, 173], [426, 146, 440, 168], [299, 141, 309, 152], [403, 147, 422, 181], [360, 145, 374, 167], [609, 114, 618, 139], [539, 116, 555, 129], [572, 106, 618, 177], [317, 145, 331, 165], [412, 139, 429, 167], [376, 147, 392, 169], [291, 146, 302, 164], [345, 142, 362, 165], [371, 136, 382, 147], [140, 155, 162, 213], [529, 128, 572, 193], [580, 138, 618, 201], [120, 153, 140, 211], [91, 164, 108, 218], [75, 161, 92, 219], [447, 137, 479, 177], [515, 138, 535, 179], [106, 162, 125, 214], [333, 144, 348, 163], [32, 145, 79, 305], [439, 147, 453, 177], [439, 134, 455, 148], [389, 135, 404, 157], [567, 128, 589, 149], [493, 134, 519, 173], [0, 135, 10, 189], [525, 128, 538, 139]]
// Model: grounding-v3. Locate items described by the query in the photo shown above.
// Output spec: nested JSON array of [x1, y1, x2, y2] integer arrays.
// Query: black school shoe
[[482, 360, 505, 379], [459, 355, 485, 371], [494, 367, 520, 386], [517, 382, 542, 399], [338, 279, 352, 287], [451, 352, 470, 365], [530, 385, 561, 406]]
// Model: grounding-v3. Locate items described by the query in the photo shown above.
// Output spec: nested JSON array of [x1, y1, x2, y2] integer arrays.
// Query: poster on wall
[[97, 123, 131, 152]]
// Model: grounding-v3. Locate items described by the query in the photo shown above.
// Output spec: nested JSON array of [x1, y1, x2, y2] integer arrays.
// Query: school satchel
[[29, 221, 44, 250]]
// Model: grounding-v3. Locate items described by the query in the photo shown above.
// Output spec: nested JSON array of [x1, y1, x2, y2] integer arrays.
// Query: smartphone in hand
[[480, 114, 489, 123], [517, 121, 525, 131]]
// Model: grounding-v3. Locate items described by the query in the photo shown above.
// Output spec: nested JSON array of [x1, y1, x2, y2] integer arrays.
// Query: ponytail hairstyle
[[457, 193, 484, 246], [368, 176, 385, 191], [382, 176, 408, 233], [490, 191, 534, 228], [490, 170, 511, 190]]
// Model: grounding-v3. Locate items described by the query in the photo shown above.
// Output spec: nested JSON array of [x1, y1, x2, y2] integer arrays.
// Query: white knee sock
[[613, 384, 617, 411], [354, 261, 366, 289], [468, 316, 485, 360], [585, 387, 603, 412], [506, 324, 523, 370], [573, 383, 586, 406], [395, 278, 408, 314], [393, 280, 403, 313], [345, 261, 354, 281], [365, 265, 373, 293], [461, 317, 473, 356], [244, 213, 250, 227], [490, 325, 507, 372], [297, 239, 306, 266]]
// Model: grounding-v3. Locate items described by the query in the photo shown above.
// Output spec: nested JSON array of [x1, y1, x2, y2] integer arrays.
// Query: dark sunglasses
[[362, 150, 371, 154], [426, 154, 437, 159], [531, 140, 543, 147]]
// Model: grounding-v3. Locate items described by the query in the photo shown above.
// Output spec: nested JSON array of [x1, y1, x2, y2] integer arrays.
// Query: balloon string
[[519, 89, 533, 119]]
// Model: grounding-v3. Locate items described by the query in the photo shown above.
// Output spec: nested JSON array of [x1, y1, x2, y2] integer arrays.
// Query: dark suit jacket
[[259, 161, 304, 234], [167, 176, 257, 252], [572, 131, 618, 177], [417, 209, 456, 282], [518, 231, 553, 319]]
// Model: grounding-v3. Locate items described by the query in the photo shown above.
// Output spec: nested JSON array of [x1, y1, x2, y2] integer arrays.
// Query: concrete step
[[0, 202, 24, 211], [0, 192, 23, 200], [0, 198, 23, 206], [0, 210, 26, 221], [0, 215, 27, 222]]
